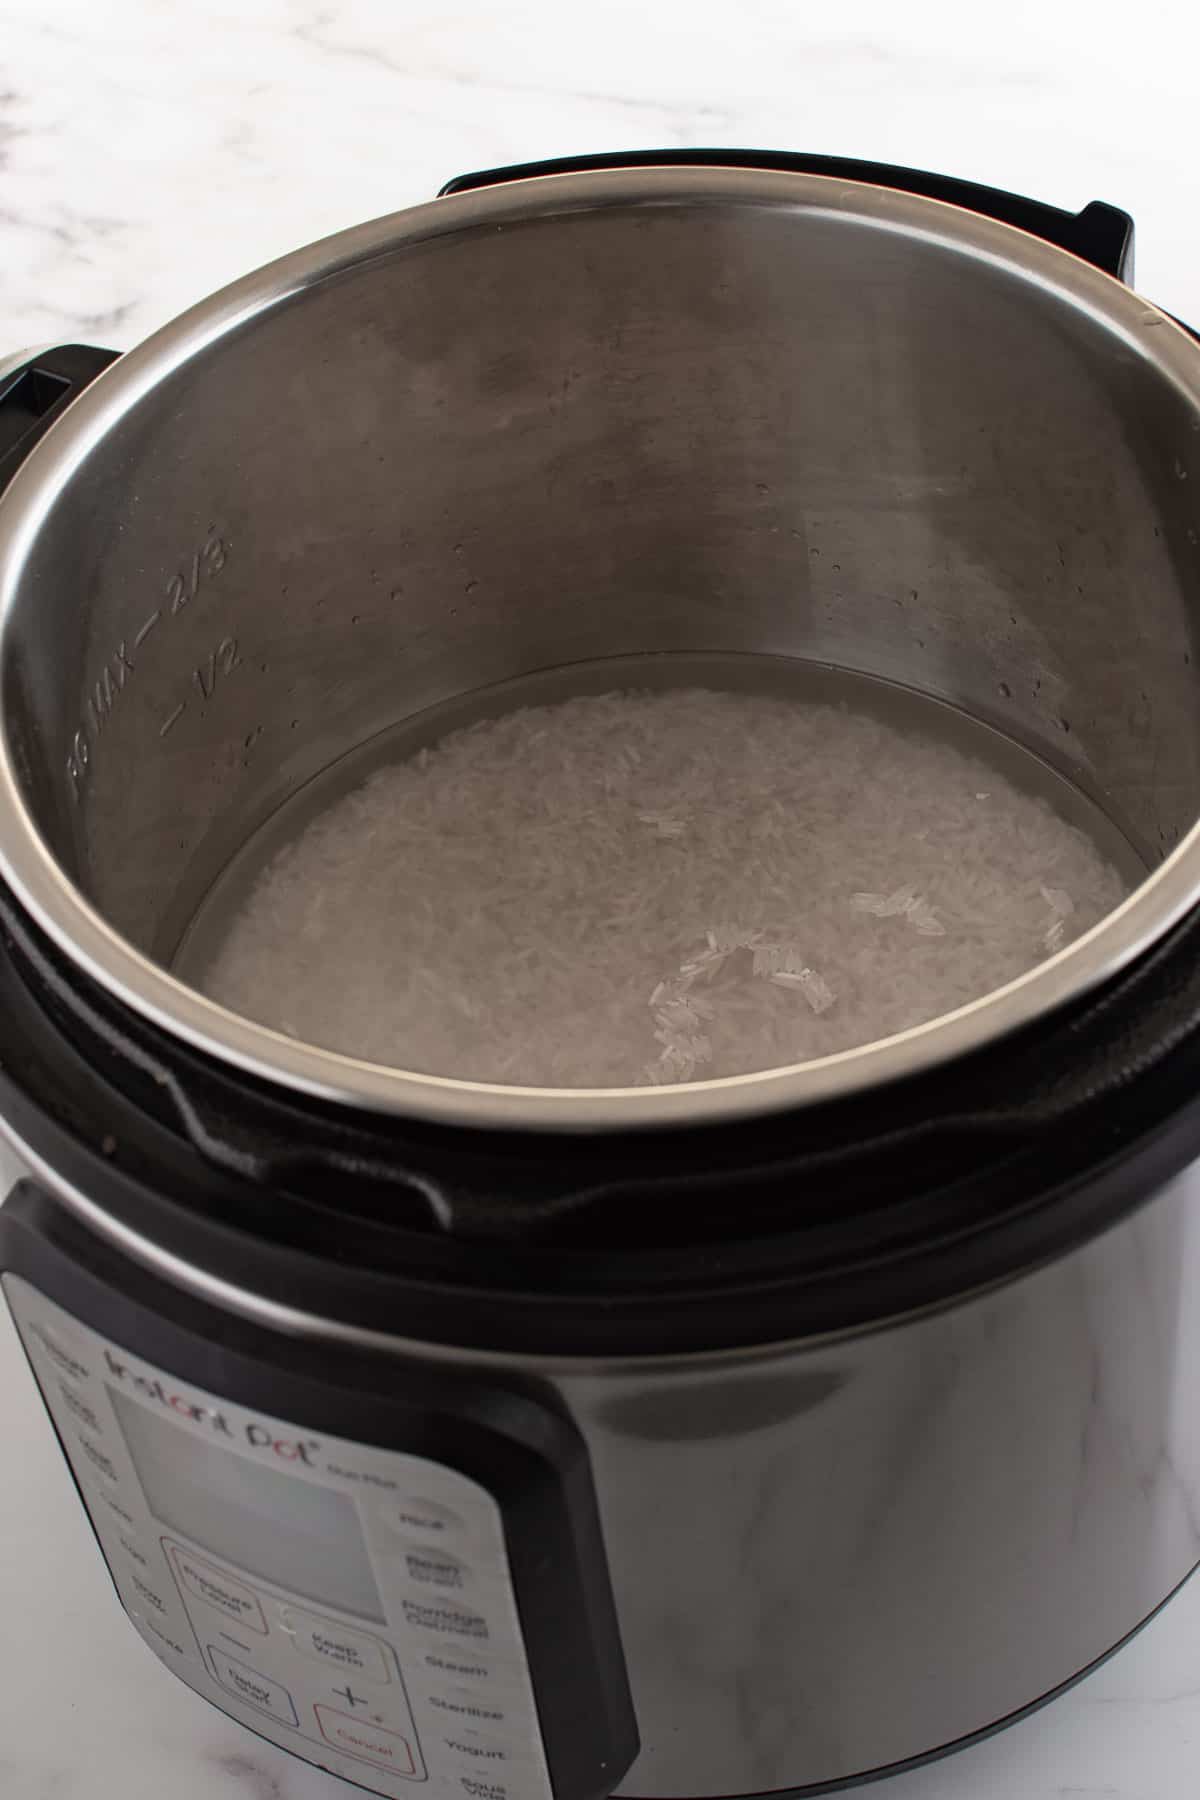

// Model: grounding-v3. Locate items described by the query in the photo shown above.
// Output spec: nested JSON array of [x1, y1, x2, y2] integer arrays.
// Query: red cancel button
[[314, 1705, 418, 1775]]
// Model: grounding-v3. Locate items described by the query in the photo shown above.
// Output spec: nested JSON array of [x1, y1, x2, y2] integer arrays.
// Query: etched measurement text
[[67, 531, 229, 799]]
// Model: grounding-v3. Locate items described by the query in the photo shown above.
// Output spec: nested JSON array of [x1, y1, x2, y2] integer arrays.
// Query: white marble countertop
[[6, 1, 1200, 1794]]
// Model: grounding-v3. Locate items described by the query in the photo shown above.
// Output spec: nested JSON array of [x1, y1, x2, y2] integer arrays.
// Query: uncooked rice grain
[[199, 688, 1130, 1086]]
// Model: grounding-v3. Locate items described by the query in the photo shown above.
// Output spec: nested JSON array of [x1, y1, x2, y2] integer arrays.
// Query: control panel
[[4, 1274, 554, 1800]]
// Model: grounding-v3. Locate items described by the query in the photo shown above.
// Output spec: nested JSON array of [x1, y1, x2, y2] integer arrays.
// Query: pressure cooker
[[4, 150, 1200, 1800]]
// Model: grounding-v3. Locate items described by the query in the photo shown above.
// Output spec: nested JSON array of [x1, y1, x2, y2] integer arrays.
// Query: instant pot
[[5, 150, 1200, 1800]]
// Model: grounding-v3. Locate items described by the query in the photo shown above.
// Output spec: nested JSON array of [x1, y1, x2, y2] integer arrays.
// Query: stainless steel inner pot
[[3, 166, 1200, 1130]]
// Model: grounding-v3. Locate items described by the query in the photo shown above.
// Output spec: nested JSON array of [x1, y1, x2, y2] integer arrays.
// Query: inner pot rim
[[3, 163, 1200, 1134]]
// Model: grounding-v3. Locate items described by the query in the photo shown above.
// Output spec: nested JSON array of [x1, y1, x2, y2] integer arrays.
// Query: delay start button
[[209, 1648, 298, 1726]]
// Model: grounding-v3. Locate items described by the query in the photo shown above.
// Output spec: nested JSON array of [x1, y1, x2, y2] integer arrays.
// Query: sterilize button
[[428, 1688, 507, 1727]]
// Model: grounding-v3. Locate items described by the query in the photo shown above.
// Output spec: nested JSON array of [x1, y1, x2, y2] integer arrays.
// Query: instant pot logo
[[103, 1352, 319, 1463]]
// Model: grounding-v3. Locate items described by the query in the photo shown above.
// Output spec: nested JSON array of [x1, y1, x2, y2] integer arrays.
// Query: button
[[209, 1648, 298, 1726], [314, 1705, 417, 1775], [130, 1572, 169, 1617], [117, 1531, 150, 1571], [420, 1646, 497, 1685], [402, 1546, 468, 1591], [428, 1689, 507, 1727], [393, 1497, 465, 1537], [279, 1606, 391, 1683], [400, 1598, 489, 1640], [442, 1731, 509, 1768], [133, 1611, 194, 1662], [457, 1779, 510, 1800], [57, 1382, 103, 1435], [98, 1491, 138, 1530], [28, 1322, 91, 1384], [167, 1543, 267, 1634], [332, 1683, 370, 1708], [74, 1434, 120, 1484]]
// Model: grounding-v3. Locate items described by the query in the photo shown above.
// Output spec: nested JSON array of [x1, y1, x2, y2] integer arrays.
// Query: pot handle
[[0, 344, 120, 495], [439, 149, 1135, 283]]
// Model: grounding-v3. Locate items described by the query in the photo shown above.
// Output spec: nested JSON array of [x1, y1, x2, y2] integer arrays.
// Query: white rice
[[198, 688, 1130, 1086]]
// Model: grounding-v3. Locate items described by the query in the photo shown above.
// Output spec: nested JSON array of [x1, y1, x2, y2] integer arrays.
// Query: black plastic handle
[[440, 149, 1135, 285], [0, 344, 120, 495]]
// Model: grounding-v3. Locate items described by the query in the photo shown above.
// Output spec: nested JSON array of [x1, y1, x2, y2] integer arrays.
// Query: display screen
[[107, 1386, 385, 1621]]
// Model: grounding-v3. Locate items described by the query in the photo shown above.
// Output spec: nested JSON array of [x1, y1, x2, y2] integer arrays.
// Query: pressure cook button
[[167, 1543, 268, 1634], [279, 1606, 391, 1683], [209, 1648, 298, 1726], [314, 1705, 418, 1775]]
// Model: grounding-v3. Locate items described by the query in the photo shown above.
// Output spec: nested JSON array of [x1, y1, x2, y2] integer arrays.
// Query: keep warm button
[[280, 1605, 391, 1683], [315, 1705, 418, 1776]]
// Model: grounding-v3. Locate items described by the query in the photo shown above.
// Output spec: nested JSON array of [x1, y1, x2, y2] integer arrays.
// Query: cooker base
[[615, 1558, 1200, 1799]]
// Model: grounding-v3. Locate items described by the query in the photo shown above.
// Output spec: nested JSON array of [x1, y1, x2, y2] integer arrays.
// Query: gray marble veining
[[5, 1, 1200, 1796]]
